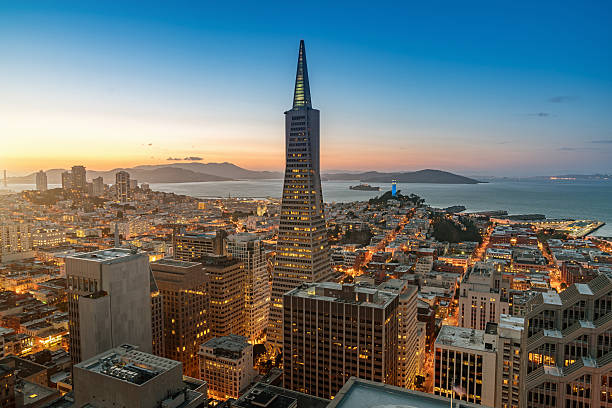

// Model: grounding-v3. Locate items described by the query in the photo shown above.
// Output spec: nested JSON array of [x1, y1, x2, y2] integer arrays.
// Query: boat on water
[[349, 183, 380, 191]]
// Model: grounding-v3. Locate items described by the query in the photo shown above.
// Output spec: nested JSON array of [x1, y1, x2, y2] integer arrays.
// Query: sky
[[1, 1, 611, 177]]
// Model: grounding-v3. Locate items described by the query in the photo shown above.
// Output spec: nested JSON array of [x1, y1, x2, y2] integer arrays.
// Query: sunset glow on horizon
[[2, 2, 611, 177]]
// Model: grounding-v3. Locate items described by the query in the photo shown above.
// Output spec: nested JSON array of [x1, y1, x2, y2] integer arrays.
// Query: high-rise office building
[[269, 40, 332, 349], [92, 176, 104, 196], [115, 171, 131, 202], [434, 324, 498, 407], [173, 230, 226, 262], [35, 170, 47, 192], [378, 279, 420, 389], [226, 233, 270, 342], [151, 258, 209, 378], [73, 344, 207, 408], [199, 335, 258, 400], [283, 282, 399, 399], [203, 255, 245, 338], [459, 262, 510, 331], [520, 271, 612, 408], [71, 165, 87, 190], [495, 315, 523, 408], [150, 272, 164, 358], [66, 248, 153, 364]]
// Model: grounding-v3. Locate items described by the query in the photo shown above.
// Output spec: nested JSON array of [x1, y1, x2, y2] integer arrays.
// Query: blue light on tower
[[391, 179, 397, 196]]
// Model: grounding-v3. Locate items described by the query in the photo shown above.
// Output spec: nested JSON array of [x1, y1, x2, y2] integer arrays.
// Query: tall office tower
[[495, 315, 523, 408], [92, 176, 104, 196], [151, 258, 209, 378], [283, 282, 399, 399], [520, 272, 612, 408], [459, 262, 510, 331], [35, 170, 47, 191], [199, 335, 258, 400], [202, 255, 245, 338], [115, 171, 131, 202], [434, 324, 498, 407], [71, 165, 87, 190], [378, 279, 420, 389], [66, 249, 153, 364], [226, 233, 270, 343], [73, 344, 208, 407], [61, 171, 72, 190], [173, 230, 226, 261], [150, 272, 164, 358], [269, 40, 332, 349]]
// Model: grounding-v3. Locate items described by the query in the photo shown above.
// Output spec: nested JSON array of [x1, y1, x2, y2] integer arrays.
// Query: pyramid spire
[[292, 40, 311, 109]]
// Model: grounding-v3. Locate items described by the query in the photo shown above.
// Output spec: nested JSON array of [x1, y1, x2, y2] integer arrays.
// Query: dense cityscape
[[1, 28, 612, 408]]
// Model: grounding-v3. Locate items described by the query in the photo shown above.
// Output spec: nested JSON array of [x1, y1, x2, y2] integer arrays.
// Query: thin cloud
[[184, 156, 203, 161], [527, 112, 550, 117], [167, 157, 182, 161], [548, 95, 578, 103], [591, 140, 612, 144]]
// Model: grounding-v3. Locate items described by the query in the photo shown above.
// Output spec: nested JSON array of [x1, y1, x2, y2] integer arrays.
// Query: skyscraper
[[35, 170, 47, 192], [268, 40, 332, 349], [71, 165, 87, 190], [66, 248, 153, 364], [115, 171, 131, 202], [151, 258, 209, 378], [92, 176, 104, 196], [226, 233, 270, 343]]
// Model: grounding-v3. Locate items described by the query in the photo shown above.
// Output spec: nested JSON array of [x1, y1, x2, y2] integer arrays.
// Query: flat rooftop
[[329, 378, 486, 408], [286, 282, 397, 309], [202, 334, 251, 354], [70, 248, 141, 263], [75, 344, 179, 386], [235, 383, 329, 408], [435, 325, 495, 352], [152, 258, 201, 268]]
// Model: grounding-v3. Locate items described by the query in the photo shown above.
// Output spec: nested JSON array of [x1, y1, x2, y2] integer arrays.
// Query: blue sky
[[1, 1, 611, 176]]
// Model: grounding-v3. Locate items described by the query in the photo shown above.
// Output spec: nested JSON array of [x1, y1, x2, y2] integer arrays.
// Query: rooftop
[[286, 282, 397, 309], [75, 344, 180, 386], [329, 377, 486, 408], [235, 382, 329, 408], [202, 334, 251, 357], [152, 258, 200, 268], [70, 248, 141, 263], [435, 325, 496, 352]]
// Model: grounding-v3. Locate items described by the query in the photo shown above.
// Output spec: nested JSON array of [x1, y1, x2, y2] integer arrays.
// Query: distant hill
[[324, 169, 482, 184], [8, 162, 281, 184], [132, 162, 282, 180]]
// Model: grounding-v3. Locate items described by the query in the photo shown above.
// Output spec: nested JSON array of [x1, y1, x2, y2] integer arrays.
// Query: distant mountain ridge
[[7, 162, 282, 184], [323, 169, 482, 184]]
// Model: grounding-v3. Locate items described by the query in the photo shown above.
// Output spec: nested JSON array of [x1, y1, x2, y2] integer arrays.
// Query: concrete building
[[115, 171, 131, 203], [151, 258, 209, 378], [226, 233, 270, 342], [203, 255, 245, 338], [434, 324, 498, 406], [73, 344, 207, 408], [199, 335, 257, 400], [35, 170, 47, 192], [378, 279, 420, 389], [61, 171, 72, 190], [459, 262, 510, 331], [173, 230, 226, 262], [520, 271, 612, 408], [283, 282, 399, 399], [495, 315, 523, 408], [269, 40, 332, 350], [92, 176, 104, 196], [66, 248, 153, 363], [150, 274, 164, 358]]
